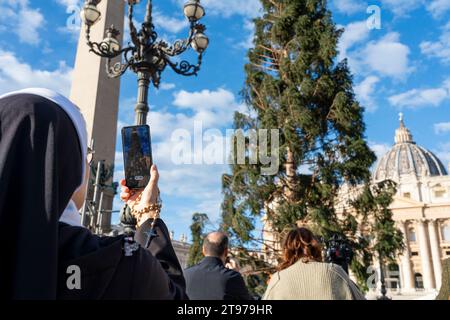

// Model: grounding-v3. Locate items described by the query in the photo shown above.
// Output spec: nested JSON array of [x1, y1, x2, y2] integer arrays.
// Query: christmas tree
[[187, 213, 209, 267], [221, 0, 403, 290]]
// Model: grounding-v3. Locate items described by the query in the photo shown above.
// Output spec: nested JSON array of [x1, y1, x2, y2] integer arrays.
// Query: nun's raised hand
[[119, 165, 160, 214]]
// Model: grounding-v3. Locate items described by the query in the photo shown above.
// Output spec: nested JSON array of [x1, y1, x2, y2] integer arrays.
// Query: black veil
[[0, 94, 83, 299]]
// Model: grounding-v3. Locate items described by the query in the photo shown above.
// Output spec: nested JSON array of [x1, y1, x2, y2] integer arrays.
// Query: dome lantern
[[395, 113, 414, 144]]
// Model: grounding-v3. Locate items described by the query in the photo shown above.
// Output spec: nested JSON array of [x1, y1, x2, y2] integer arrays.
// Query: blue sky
[[0, 0, 449, 241]]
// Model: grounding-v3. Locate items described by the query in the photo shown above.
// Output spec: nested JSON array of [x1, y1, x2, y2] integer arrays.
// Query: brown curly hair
[[278, 227, 323, 271]]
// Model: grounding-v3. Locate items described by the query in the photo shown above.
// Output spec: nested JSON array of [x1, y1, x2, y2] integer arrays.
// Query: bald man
[[184, 232, 251, 300]]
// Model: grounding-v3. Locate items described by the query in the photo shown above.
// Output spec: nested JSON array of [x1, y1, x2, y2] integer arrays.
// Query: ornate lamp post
[[80, 0, 209, 235], [80, 0, 209, 125], [377, 250, 392, 300]]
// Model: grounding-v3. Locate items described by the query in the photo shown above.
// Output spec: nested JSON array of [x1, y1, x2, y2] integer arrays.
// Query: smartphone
[[121, 125, 153, 189]]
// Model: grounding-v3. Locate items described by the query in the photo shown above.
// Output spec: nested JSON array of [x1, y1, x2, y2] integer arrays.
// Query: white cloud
[[420, 22, 450, 64], [426, 0, 450, 19], [388, 78, 450, 108], [56, 0, 81, 6], [115, 151, 124, 168], [153, 11, 188, 34], [0, 50, 73, 96], [114, 151, 125, 183], [205, 0, 262, 17], [338, 21, 370, 58], [172, 88, 247, 128], [188, 0, 450, 22], [56, 0, 82, 38], [0, 0, 45, 45], [157, 164, 225, 222], [354, 76, 380, 112], [175, 0, 262, 18], [380, 0, 423, 16], [378, 0, 450, 19], [156, 88, 244, 222], [236, 20, 255, 50], [17, 5, 45, 45], [338, 23, 412, 80], [370, 141, 391, 161], [174, 88, 238, 110], [114, 88, 248, 225], [389, 89, 447, 108], [361, 33, 412, 80], [151, 88, 247, 223], [158, 82, 176, 91], [333, 0, 366, 15], [434, 122, 450, 134]]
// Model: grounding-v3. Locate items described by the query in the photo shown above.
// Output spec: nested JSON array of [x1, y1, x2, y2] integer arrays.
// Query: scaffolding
[[80, 140, 119, 234]]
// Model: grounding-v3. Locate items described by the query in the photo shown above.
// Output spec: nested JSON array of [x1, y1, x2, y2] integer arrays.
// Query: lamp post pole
[[377, 250, 392, 300], [80, 0, 209, 234], [135, 71, 150, 125]]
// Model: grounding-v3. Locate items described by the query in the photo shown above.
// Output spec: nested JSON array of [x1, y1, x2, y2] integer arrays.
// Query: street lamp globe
[[80, 3, 101, 26], [103, 26, 121, 54], [184, 0, 205, 22], [191, 32, 209, 53]]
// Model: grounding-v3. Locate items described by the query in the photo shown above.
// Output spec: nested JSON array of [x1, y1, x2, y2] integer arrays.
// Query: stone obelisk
[[70, 0, 125, 232]]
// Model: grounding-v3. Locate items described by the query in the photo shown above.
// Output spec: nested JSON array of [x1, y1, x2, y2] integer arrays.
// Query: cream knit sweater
[[263, 260, 366, 300]]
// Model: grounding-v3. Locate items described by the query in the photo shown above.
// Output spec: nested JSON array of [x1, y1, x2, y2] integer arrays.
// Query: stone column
[[416, 219, 435, 289], [428, 219, 442, 289], [398, 220, 414, 291], [70, 0, 125, 232]]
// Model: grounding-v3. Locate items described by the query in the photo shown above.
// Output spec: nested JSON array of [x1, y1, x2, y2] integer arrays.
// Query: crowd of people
[[0, 89, 448, 300], [181, 228, 365, 300]]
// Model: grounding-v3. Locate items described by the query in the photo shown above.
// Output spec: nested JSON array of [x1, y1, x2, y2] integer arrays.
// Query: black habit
[[0, 93, 187, 299], [58, 218, 187, 300]]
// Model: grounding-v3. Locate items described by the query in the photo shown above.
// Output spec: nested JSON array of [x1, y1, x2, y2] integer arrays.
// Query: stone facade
[[373, 116, 450, 293], [262, 115, 450, 295], [170, 232, 191, 270]]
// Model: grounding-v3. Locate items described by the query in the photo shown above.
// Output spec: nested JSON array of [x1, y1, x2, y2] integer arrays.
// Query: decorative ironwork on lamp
[[80, 0, 209, 124]]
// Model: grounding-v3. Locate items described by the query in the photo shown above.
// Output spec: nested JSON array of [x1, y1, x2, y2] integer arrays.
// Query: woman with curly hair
[[263, 227, 365, 300]]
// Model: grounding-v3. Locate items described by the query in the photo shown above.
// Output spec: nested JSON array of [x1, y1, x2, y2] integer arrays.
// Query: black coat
[[57, 218, 188, 300], [184, 257, 251, 300]]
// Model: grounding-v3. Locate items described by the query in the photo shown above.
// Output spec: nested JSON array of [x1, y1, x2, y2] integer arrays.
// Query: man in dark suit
[[184, 232, 252, 300]]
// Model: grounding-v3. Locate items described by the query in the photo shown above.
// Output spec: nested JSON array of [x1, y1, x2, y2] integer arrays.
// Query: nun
[[0, 88, 187, 300]]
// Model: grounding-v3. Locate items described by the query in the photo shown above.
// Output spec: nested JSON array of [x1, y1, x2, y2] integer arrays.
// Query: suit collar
[[201, 256, 224, 266]]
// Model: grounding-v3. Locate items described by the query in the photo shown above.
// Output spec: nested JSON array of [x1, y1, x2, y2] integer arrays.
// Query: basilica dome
[[373, 115, 448, 182]]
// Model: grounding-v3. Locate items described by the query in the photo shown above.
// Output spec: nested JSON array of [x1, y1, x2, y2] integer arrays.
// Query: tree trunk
[[285, 147, 297, 202]]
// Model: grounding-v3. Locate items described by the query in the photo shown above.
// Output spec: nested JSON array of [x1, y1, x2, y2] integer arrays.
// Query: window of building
[[386, 264, 400, 290], [403, 192, 411, 198], [415, 273, 424, 290], [434, 190, 446, 198], [442, 225, 450, 242], [408, 228, 417, 242], [411, 251, 419, 256]]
